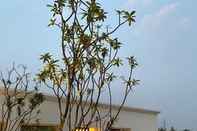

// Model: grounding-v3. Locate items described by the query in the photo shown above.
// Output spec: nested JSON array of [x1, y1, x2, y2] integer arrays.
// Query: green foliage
[[82, 1, 107, 22], [29, 93, 45, 110], [106, 73, 116, 82], [183, 129, 190, 131], [158, 128, 167, 131], [123, 11, 136, 26], [127, 56, 138, 67], [170, 127, 176, 131], [112, 58, 123, 67], [109, 38, 122, 50]]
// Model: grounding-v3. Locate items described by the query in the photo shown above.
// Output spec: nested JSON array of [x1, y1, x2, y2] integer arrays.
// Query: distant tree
[[37, 0, 138, 131], [0, 64, 44, 131], [170, 126, 176, 131], [183, 129, 190, 131], [158, 128, 167, 131]]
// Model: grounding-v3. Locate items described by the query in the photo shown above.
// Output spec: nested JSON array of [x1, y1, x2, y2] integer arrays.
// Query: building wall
[[36, 99, 158, 131], [112, 109, 158, 131], [0, 95, 159, 131]]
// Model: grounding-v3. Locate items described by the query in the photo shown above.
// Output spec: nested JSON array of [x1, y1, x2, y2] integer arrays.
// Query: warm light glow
[[75, 128, 89, 131], [75, 127, 100, 131], [89, 128, 100, 131]]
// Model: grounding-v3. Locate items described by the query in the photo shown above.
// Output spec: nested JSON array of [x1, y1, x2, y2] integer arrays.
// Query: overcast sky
[[0, 0, 197, 130]]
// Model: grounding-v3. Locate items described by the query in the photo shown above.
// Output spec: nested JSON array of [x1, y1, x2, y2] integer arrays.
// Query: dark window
[[21, 125, 57, 131]]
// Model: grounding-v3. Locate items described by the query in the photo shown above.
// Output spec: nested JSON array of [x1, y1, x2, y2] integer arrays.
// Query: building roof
[[44, 94, 160, 115], [0, 88, 160, 115]]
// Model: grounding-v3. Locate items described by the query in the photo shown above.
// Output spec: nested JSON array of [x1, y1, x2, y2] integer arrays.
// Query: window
[[21, 124, 58, 131], [75, 127, 89, 131], [89, 128, 100, 131], [75, 127, 100, 131]]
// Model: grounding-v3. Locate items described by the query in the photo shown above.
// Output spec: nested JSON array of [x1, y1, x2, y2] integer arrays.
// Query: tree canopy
[[37, 0, 138, 131]]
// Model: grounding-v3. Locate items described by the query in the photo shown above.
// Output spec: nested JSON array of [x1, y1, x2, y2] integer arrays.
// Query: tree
[[170, 126, 176, 131], [158, 128, 166, 131], [37, 0, 138, 131], [0, 64, 44, 131], [183, 129, 190, 131]]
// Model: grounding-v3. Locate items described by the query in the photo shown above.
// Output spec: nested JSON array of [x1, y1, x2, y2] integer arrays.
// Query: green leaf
[[106, 73, 116, 82], [127, 56, 138, 68], [40, 53, 52, 63], [116, 10, 124, 15], [46, 4, 53, 8], [109, 38, 122, 50], [123, 11, 136, 26], [101, 48, 108, 58], [48, 18, 56, 27], [112, 58, 123, 67]]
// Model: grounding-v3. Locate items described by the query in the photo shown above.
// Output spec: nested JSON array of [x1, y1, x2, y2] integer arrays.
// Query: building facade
[[0, 92, 159, 131]]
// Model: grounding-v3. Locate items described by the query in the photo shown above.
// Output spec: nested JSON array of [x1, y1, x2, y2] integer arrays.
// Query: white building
[[0, 91, 159, 131]]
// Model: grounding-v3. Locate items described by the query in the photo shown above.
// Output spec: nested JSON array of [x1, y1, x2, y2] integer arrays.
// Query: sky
[[0, 0, 197, 130]]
